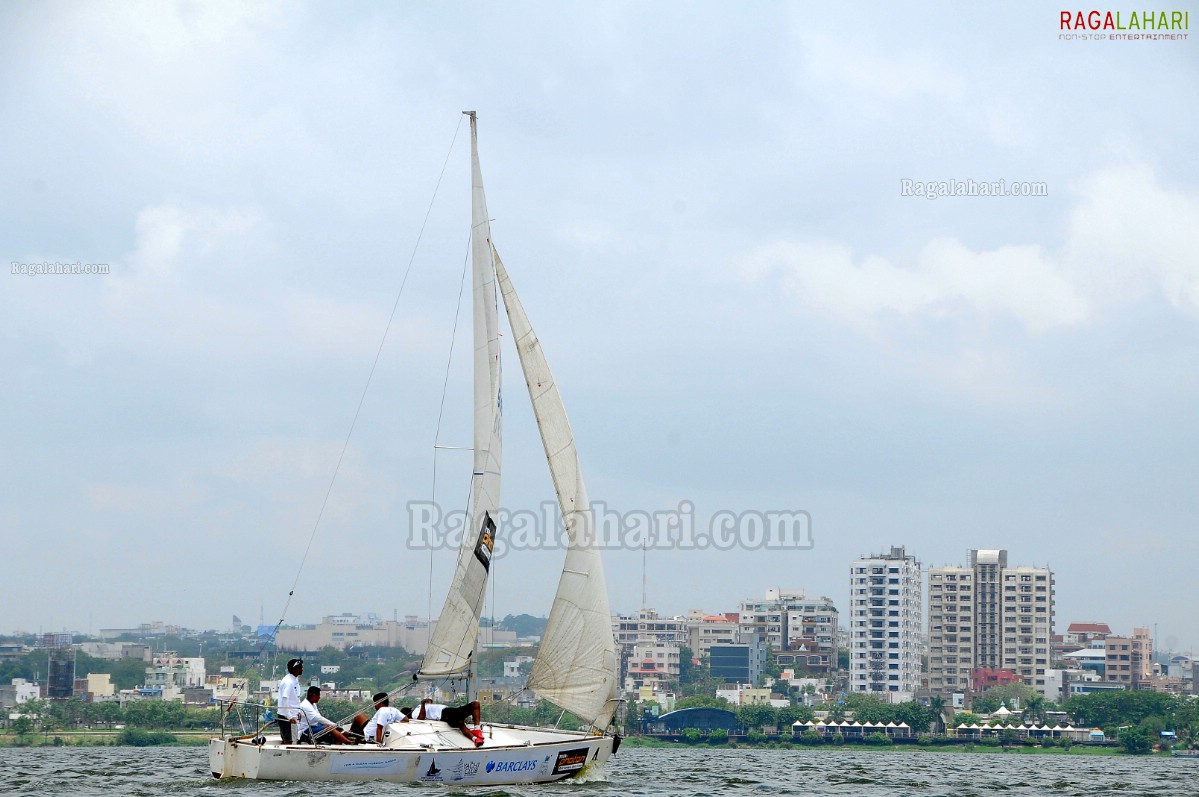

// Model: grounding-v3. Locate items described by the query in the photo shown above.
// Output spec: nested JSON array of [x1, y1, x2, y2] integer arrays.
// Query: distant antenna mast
[[641, 539, 647, 608]]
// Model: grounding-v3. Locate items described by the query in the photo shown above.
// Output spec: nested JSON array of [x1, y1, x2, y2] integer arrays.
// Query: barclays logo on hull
[[486, 759, 539, 773]]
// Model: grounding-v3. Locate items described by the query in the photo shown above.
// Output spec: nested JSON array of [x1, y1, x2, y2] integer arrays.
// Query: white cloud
[[1064, 163, 1199, 313], [96, 202, 431, 365], [738, 161, 1199, 335], [738, 237, 1088, 334]]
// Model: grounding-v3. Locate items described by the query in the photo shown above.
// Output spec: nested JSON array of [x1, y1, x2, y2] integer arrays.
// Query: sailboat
[[208, 112, 621, 784]]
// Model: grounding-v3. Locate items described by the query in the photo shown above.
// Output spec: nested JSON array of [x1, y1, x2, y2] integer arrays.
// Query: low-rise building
[[684, 611, 740, 659], [72, 673, 115, 701], [624, 642, 680, 690], [739, 589, 838, 673], [612, 609, 688, 689], [709, 641, 766, 684], [503, 656, 534, 679], [716, 684, 774, 707], [1103, 628, 1152, 687], [0, 678, 41, 709], [1062, 622, 1112, 648], [276, 615, 433, 653], [145, 653, 206, 697], [205, 672, 250, 703]]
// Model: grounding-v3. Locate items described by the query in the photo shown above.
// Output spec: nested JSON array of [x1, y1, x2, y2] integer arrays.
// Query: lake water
[[0, 745, 1192, 796]]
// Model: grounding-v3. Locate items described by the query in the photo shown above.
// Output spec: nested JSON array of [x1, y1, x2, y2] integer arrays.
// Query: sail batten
[[494, 251, 618, 728]]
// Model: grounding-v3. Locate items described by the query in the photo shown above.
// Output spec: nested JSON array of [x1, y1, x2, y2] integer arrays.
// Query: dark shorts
[[440, 704, 472, 727], [277, 718, 294, 744], [299, 726, 333, 745]]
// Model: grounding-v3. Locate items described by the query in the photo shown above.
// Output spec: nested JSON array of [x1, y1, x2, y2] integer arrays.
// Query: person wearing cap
[[297, 686, 353, 744], [363, 691, 408, 744], [276, 658, 304, 743]]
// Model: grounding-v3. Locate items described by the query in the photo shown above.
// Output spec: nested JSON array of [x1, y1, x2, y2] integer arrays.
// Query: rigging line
[[429, 231, 473, 631], [274, 114, 466, 632]]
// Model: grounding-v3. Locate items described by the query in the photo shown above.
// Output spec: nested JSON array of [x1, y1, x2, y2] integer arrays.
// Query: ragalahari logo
[[1060, 9, 1189, 30]]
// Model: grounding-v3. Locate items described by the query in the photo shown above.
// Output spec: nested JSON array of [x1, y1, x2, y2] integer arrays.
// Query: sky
[[2, 2, 1197, 652]]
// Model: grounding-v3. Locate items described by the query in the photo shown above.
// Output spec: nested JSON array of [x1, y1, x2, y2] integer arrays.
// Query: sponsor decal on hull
[[449, 759, 480, 782], [551, 747, 591, 776], [418, 758, 443, 783], [485, 758, 540, 774], [329, 755, 407, 776]]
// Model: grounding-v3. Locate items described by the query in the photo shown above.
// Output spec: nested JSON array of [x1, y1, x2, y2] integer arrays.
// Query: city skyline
[[6, 549, 1174, 663]]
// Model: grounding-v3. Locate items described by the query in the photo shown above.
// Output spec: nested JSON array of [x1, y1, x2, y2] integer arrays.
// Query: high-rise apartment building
[[928, 549, 1054, 696], [927, 564, 974, 694], [849, 546, 922, 698]]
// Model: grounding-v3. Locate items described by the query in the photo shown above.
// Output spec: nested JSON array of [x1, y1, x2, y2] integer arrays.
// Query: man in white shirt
[[276, 658, 303, 744], [417, 697, 483, 745], [363, 692, 408, 744], [297, 686, 352, 744]]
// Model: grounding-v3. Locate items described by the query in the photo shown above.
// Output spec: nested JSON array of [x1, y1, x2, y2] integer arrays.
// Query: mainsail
[[419, 112, 503, 678], [494, 252, 619, 728]]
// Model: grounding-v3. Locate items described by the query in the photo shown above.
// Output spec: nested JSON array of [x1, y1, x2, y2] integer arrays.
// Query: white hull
[[209, 720, 614, 784]]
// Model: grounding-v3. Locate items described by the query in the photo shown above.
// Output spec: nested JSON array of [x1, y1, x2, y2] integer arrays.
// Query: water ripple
[[0, 745, 1188, 796]]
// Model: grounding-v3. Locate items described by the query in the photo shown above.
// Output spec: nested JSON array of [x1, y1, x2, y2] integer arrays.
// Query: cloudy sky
[[2, 2, 1197, 653]]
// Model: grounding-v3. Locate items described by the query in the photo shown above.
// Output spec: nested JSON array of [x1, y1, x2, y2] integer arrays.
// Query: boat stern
[[208, 737, 231, 779], [209, 736, 266, 780]]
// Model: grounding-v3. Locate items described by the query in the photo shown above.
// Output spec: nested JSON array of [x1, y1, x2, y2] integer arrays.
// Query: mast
[[417, 112, 503, 681]]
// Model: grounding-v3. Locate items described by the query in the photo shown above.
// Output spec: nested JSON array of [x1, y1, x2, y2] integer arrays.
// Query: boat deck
[[246, 720, 594, 753]]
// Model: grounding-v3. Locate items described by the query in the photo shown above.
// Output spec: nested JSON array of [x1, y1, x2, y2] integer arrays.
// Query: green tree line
[[1064, 690, 1199, 752], [5, 697, 219, 732]]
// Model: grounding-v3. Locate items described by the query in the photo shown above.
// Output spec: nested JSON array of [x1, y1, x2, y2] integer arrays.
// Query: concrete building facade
[[611, 609, 688, 690], [709, 642, 766, 684], [849, 546, 922, 698], [738, 589, 838, 673], [928, 549, 1054, 696], [276, 615, 438, 653], [684, 610, 740, 659]]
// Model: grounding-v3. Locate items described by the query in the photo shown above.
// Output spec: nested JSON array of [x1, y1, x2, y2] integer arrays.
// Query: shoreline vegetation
[[0, 729, 211, 747], [621, 736, 1136, 755], [0, 731, 1158, 755]]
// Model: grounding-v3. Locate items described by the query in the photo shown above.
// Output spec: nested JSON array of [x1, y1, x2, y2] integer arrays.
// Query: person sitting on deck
[[363, 691, 409, 745], [416, 697, 484, 746], [297, 686, 353, 744]]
